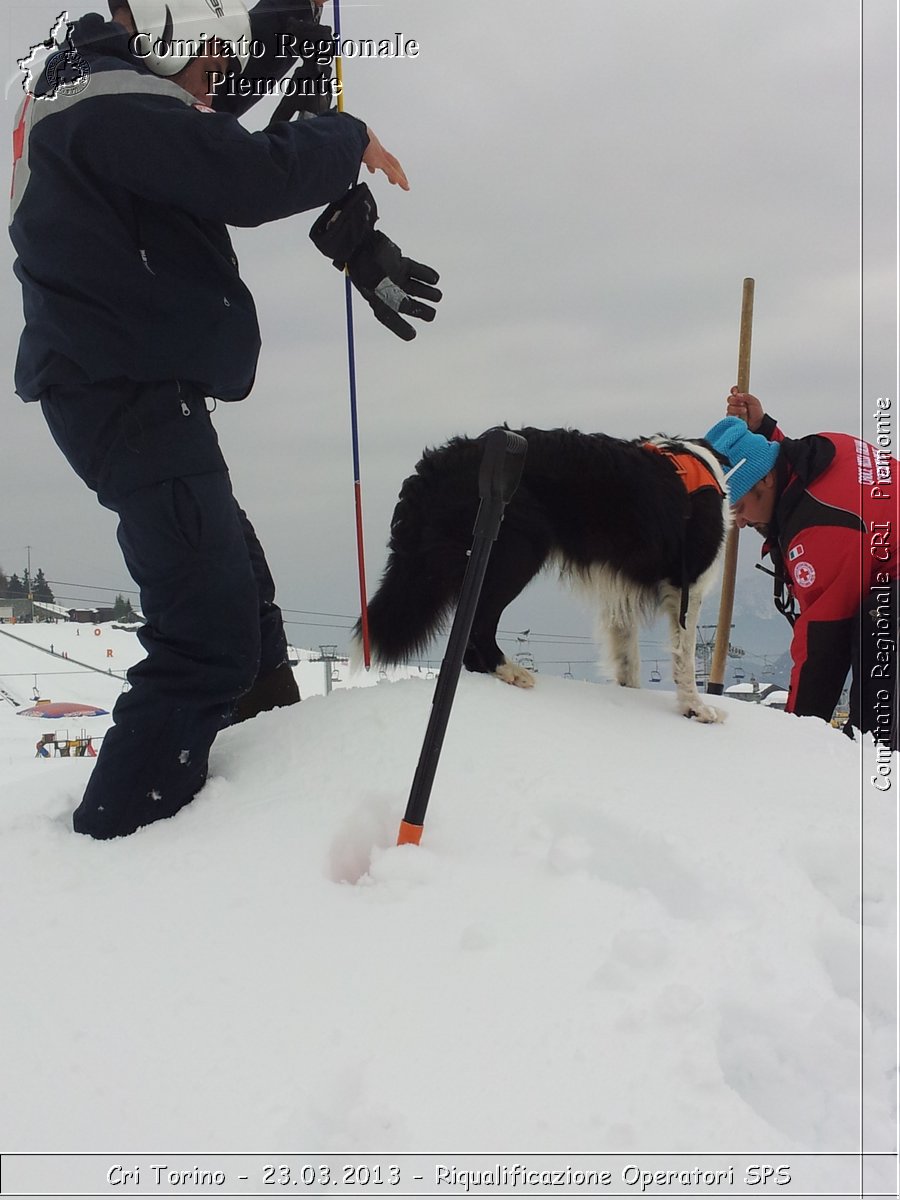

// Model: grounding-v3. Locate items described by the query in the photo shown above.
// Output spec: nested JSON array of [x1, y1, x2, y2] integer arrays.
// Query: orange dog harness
[[641, 442, 724, 497], [641, 441, 725, 629]]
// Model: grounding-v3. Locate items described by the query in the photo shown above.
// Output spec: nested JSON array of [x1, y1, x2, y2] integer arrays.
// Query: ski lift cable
[[35, 584, 779, 663]]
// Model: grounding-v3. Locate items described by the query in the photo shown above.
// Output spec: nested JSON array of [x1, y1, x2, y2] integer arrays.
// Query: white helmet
[[126, 0, 251, 77]]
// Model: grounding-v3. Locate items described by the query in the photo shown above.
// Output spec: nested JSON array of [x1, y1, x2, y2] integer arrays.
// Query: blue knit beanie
[[703, 416, 781, 503]]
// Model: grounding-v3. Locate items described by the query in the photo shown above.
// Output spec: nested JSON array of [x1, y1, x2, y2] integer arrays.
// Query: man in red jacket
[[705, 392, 898, 750]]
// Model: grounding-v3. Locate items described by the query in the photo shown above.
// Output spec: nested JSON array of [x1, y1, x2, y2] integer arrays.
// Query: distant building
[[0, 598, 46, 623], [67, 607, 117, 623], [727, 677, 851, 721], [0, 598, 88, 623], [32, 601, 71, 621], [726, 677, 788, 710]]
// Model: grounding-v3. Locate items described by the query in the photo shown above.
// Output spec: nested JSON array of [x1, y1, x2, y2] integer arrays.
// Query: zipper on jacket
[[176, 380, 190, 416], [139, 248, 156, 275]]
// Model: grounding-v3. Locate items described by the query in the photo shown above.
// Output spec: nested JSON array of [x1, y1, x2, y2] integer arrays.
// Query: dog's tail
[[352, 441, 478, 666]]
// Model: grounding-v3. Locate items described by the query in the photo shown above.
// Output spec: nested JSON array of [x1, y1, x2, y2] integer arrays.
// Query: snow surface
[[0, 621, 897, 1172]]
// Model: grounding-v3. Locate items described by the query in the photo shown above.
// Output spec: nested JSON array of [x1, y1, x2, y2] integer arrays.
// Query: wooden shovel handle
[[707, 278, 754, 694]]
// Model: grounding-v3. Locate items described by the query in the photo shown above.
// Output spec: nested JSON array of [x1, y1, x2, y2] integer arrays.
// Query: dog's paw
[[680, 699, 726, 724], [615, 675, 641, 690], [495, 662, 536, 688]]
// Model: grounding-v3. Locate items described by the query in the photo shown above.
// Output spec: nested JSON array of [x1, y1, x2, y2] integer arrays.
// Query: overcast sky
[[1, 1, 896, 671]]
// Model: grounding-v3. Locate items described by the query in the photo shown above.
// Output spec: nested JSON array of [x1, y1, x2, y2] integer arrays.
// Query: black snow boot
[[232, 661, 301, 724]]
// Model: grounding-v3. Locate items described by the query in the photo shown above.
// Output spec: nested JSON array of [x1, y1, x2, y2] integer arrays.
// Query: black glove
[[310, 183, 442, 341], [268, 16, 335, 123]]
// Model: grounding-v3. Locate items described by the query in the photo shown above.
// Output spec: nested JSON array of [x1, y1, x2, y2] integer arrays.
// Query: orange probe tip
[[397, 820, 423, 846]]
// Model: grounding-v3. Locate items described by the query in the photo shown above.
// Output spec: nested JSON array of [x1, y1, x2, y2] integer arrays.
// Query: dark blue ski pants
[[41, 379, 292, 838]]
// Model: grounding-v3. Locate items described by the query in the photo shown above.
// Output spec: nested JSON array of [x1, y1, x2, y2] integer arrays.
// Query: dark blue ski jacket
[[10, 4, 368, 402]]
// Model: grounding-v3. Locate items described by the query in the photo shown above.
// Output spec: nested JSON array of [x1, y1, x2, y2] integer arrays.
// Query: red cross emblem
[[793, 561, 816, 588]]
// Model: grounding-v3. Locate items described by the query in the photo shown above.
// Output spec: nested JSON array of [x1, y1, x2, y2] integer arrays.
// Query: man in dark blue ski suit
[[10, 0, 439, 838]]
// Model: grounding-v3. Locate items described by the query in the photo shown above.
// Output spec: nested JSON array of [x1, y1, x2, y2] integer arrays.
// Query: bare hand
[[363, 128, 409, 190], [726, 387, 765, 431]]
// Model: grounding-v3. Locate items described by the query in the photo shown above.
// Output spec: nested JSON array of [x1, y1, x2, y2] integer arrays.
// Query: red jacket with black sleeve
[[758, 414, 898, 720]]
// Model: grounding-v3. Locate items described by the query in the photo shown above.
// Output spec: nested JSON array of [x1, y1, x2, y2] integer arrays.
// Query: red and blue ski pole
[[333, 0, 372, 667], [397, 428, 528, 846]]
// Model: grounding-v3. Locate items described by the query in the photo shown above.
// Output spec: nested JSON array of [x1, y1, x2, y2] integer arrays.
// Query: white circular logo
[[793, 561, 816, 588]]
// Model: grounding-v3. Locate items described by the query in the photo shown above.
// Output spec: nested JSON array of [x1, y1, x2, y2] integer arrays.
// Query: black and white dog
[[359, 427, 731, 722]]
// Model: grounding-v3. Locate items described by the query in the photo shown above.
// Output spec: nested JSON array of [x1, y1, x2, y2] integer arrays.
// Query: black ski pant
[[41, 379, 298, 838], [848, 577, 899, 752]]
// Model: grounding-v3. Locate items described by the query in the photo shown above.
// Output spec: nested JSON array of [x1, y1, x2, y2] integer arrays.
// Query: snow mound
[[1, 667, 895, 1152]]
